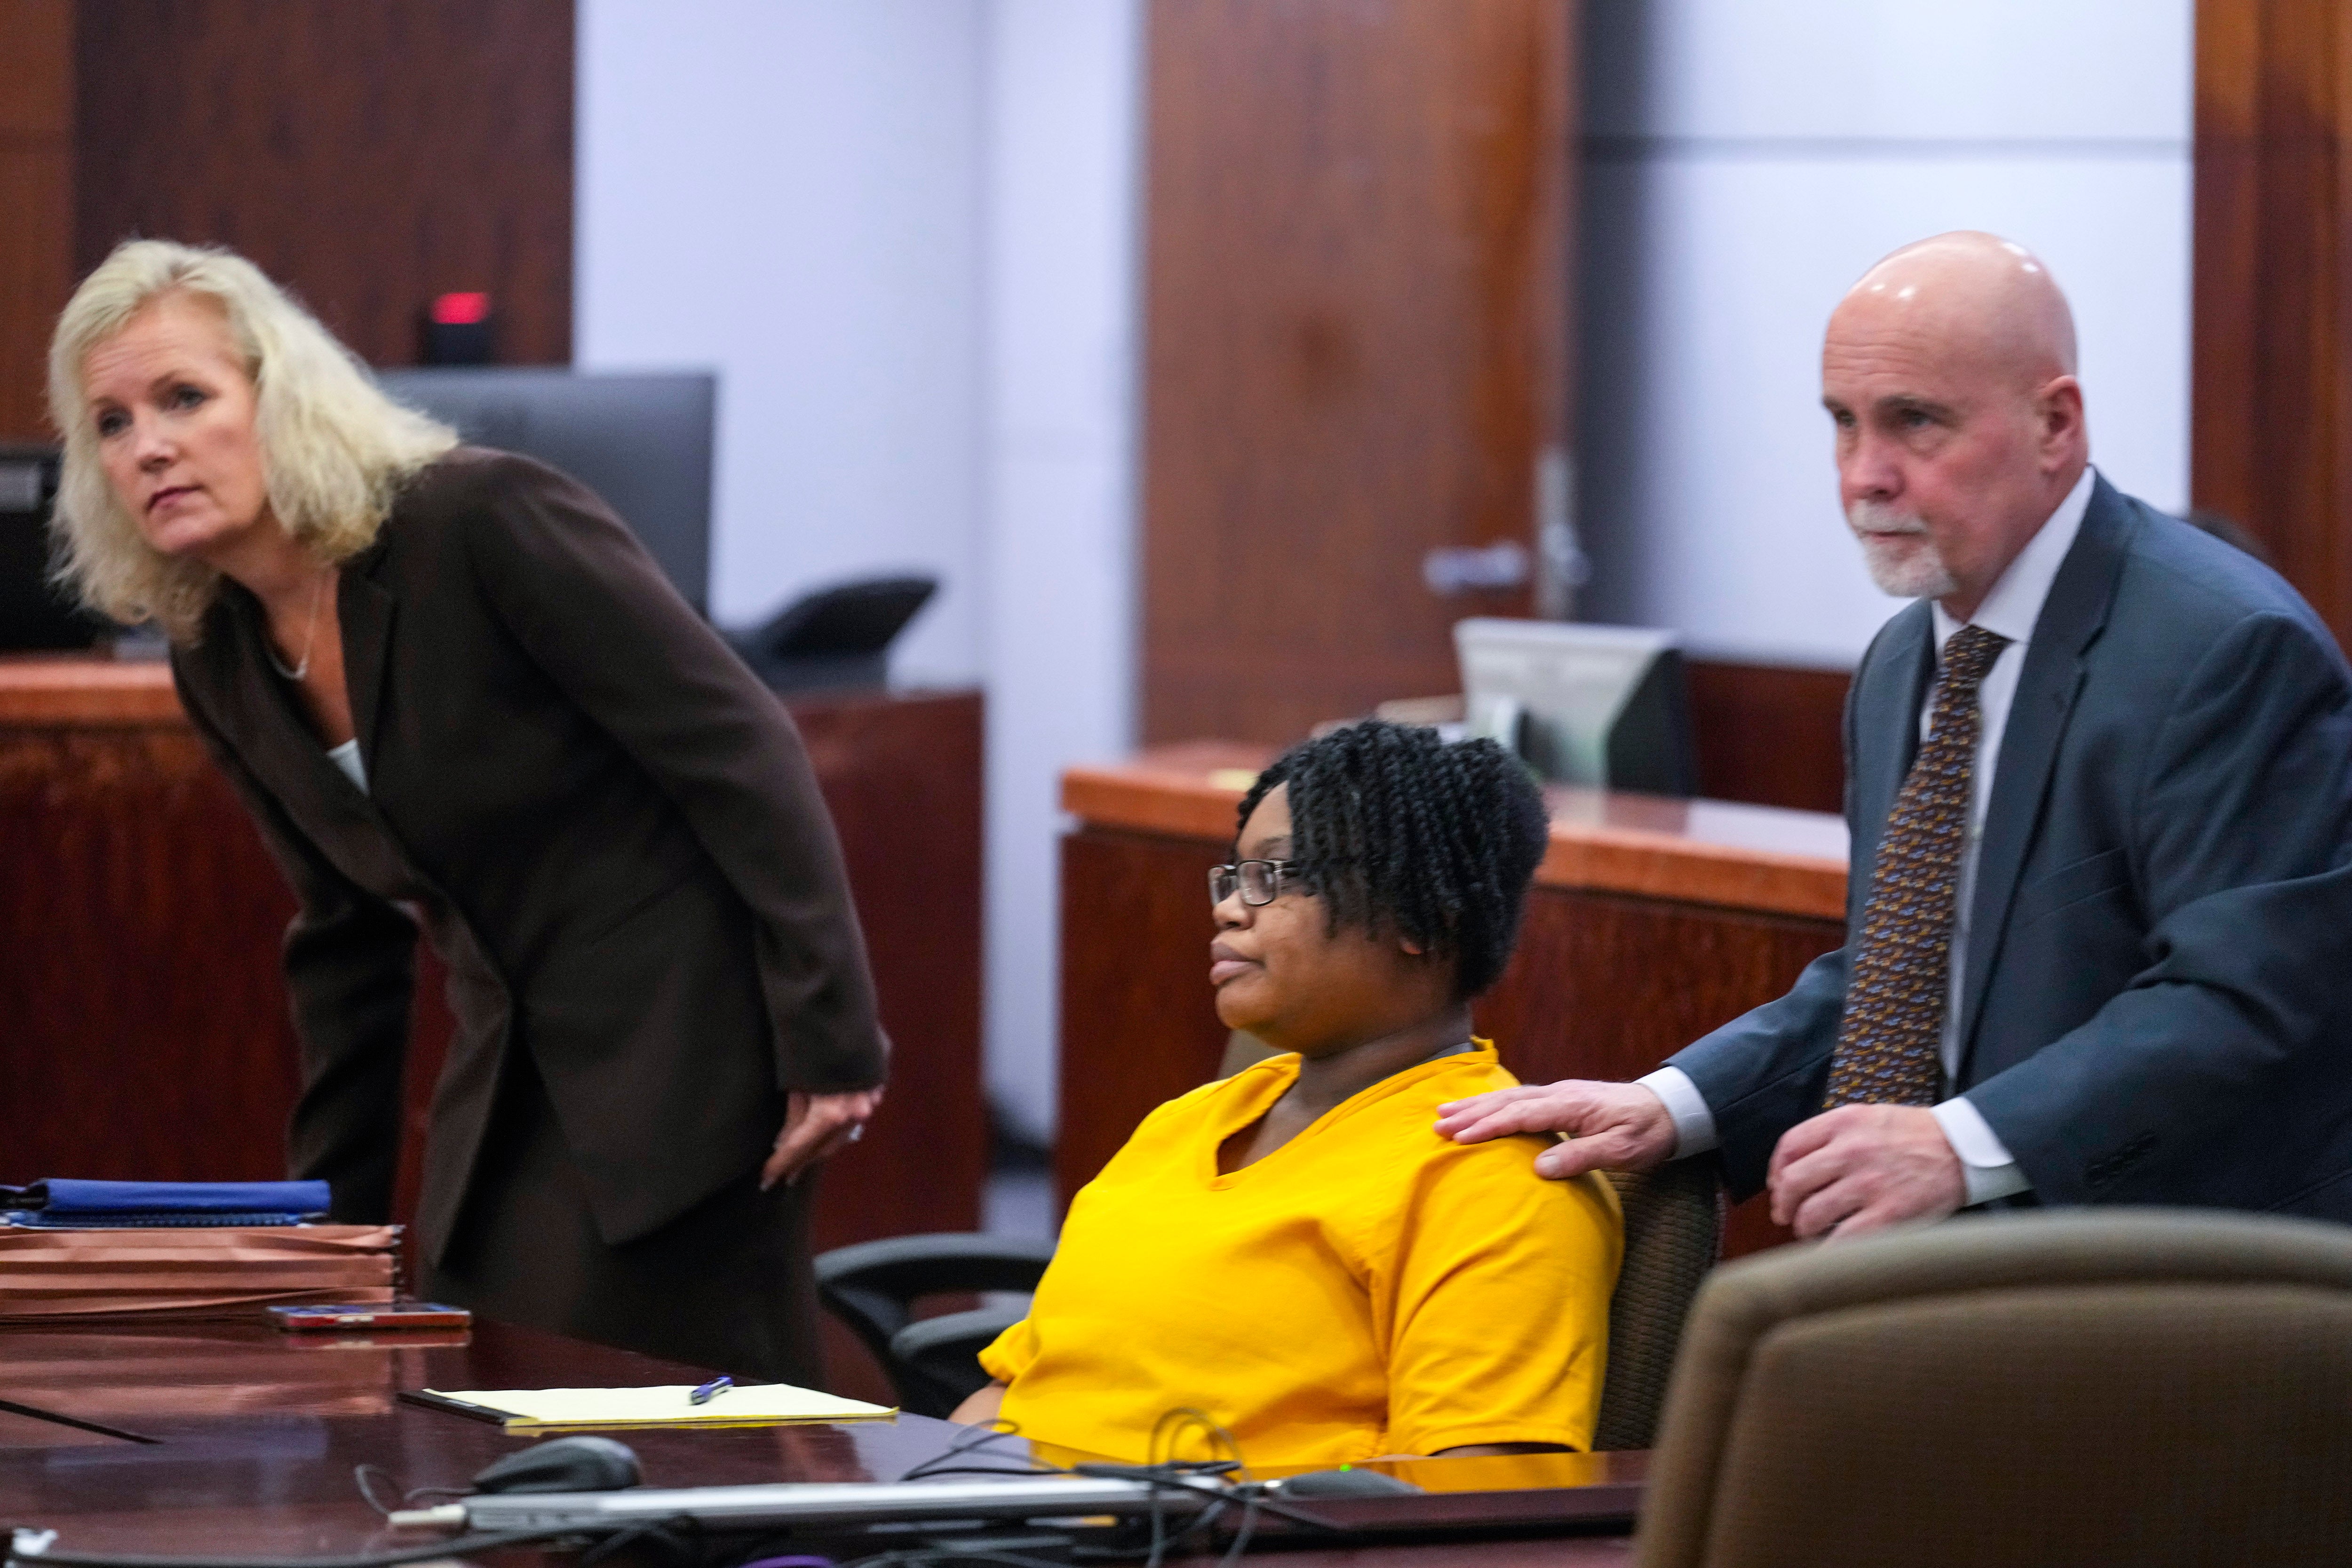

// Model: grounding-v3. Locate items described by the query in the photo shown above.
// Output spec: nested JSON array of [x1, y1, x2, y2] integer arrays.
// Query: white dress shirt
[[326, 737, 368, 792], [1638, 466, 2098, 1207]]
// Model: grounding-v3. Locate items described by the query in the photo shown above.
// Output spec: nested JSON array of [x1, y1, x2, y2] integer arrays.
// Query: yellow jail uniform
[[980, 1043, 1622, 1466]]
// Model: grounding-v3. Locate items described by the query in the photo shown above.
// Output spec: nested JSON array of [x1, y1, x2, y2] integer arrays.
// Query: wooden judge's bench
[[1056, 743, 1851, 1257]]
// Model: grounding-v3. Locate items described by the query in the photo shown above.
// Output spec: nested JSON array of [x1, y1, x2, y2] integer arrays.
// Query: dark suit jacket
[[1670, 475, 2352, 1218], [171, 448, 888, 1262]]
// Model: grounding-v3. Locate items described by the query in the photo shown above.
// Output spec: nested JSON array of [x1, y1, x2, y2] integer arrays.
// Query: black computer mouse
[[471, 1434, 644, 1494], [1272, 1467, 1424, 1497]]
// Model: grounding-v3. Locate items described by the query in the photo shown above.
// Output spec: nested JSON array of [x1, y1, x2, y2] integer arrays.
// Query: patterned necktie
[[1822, 622, 2011, 1108]]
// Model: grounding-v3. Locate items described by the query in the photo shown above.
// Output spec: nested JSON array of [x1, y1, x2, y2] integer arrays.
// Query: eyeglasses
[[1209, 859, 1311, 907]]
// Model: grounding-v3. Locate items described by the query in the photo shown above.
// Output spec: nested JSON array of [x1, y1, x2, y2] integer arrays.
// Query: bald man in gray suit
[[1439, 232, 2352, 1237]]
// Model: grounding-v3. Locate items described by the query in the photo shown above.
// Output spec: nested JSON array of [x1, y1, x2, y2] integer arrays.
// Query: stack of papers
[[409, 1383, 898, 1431], [0, 1225, 399, 1322]]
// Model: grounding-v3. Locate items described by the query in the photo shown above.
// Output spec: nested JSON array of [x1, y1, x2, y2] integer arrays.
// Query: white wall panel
[[576, 0, 987, 680], [1578, 0, 2195, 665], [580, 0, 1142, 1140], [1593, 0, 2192, 141], [979, 0, 1143, 1142]]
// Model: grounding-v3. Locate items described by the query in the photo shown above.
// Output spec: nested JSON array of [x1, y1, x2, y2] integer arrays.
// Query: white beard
[[1848, 500, 1960, 600]]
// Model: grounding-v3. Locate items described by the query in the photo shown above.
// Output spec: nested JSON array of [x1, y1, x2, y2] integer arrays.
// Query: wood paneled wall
[[2193, 0, 2352, 646], [0, 0, 77, 442], [0, 719, 308, 1174], [76, 0, 572, 368], [0, 0, 572, 443], [1685, 658, 1849, 817], [1142, 0, 1576, 745]]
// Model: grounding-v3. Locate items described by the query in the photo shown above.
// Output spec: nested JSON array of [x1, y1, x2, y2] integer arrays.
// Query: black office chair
[[814, 1157, 1723, 1437], [814, 1233, 1055, 1416]]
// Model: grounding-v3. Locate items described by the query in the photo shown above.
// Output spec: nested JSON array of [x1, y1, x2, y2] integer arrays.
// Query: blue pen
[[689, 1376, 732, 1406]]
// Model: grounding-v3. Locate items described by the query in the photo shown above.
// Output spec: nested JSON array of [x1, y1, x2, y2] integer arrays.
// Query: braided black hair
[[1235, 720, 1549, 1000]]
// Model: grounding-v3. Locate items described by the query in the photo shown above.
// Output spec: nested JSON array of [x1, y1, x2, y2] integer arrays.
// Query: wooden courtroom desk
[[0, 1318, 1642, 1563], [1059, 743, 1851, 1257], [0, 654, 984, 1400]]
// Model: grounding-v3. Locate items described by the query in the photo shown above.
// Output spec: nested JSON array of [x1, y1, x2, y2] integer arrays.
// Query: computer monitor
[[0, 445, 104, 653], [374, 368, 715, 614], [1454, 618, 1698, 796]]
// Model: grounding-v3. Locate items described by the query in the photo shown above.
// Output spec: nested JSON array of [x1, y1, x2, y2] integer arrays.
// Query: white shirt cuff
[[1931, 1096, 2034, 1205], [1636, 1067, 1719, 1159]]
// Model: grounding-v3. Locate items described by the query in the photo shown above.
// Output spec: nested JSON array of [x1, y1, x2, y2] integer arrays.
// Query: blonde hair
[[46, 239, 458, 640]]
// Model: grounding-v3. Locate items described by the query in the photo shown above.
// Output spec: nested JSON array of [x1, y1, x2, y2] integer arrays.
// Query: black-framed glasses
[[1209, 859, 1310, 907]]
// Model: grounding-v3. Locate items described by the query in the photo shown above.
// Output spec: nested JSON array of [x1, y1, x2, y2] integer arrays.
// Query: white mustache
[[1849, 501, 1930, 537]]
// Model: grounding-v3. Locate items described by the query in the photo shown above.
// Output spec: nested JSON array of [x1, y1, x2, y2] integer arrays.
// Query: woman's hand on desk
[[1433, 1081, 1675, 1178], [761, 1088, 885, 1190]]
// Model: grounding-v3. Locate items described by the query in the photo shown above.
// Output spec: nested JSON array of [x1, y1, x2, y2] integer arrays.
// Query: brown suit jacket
[[171, 448, 888, 1263]]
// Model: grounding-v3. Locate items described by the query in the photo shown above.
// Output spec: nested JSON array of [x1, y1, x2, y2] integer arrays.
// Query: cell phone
[[268, 1302, 473, 1332]]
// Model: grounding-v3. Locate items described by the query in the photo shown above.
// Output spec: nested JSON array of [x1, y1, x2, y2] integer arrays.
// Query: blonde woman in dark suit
[[47, 239, 887, 1382]]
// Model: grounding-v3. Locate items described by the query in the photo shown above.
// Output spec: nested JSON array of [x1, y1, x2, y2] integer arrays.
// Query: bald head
[[1835, 231, 2077, 390], [1821, 232, 2090, 621]]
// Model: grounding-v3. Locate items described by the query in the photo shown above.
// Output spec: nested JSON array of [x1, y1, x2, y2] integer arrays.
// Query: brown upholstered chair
[[1594, 1158, 1725, 1450], [1635, 1209, 2352, 1568]]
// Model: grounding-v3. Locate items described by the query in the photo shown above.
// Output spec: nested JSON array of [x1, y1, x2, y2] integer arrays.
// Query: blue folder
[[0, 1178, 332, 1227]]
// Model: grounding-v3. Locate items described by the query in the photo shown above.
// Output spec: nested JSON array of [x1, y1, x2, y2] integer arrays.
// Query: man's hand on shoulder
[[1767, 1105, 1965, 1239], [1433, 1080, 1677, 1180]]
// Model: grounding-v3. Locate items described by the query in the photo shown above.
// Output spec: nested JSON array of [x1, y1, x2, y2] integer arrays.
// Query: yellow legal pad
[[408, 1383, 898, 1431]]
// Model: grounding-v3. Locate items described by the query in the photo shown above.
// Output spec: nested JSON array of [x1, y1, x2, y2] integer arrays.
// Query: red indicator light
[[431, 292, 492, 325]]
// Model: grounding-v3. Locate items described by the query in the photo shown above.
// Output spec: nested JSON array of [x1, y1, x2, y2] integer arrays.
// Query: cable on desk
[[350, 1464, 467, 1520], [616, 1417, 1311, 1568], [1211, 1488, 1262, 1568], [896, 1420, 1062, 1482], [12, 1403, 1342, 1568], [880, 1405, 1331, 1568], [578, 1513, 707, 1567]]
